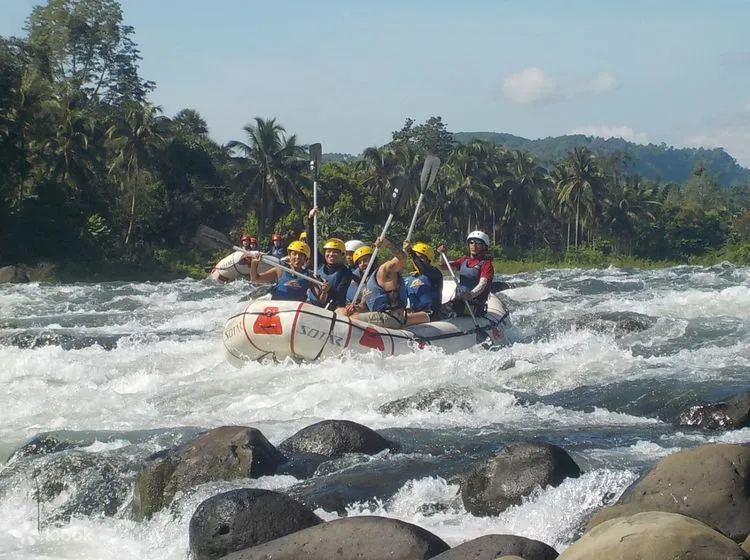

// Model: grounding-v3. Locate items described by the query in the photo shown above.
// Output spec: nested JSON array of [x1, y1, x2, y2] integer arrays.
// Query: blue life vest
[[271, 268, 311, 302], [307, 263, 351, 308], [269, 244, 286, 260], [458, 259, 484, 297], [405, 273, 433, 312], [346, 268, 363, 304], [365, 268, 407, 312]]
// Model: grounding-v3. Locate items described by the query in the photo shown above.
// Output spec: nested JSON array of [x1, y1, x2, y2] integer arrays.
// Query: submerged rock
[[189, 488, 322, 560], [0, 265, 30, 284], [222, 515, 450, 560], [8, 433, 75, 461], [677, 392, 750, 430], [574, 311, 656, 337], [461, 442, 581, 517], [133, 426, 285, 520], [278, 419, 394, 457], [378, 388, 474, 415], [587, 443, 750, 542]]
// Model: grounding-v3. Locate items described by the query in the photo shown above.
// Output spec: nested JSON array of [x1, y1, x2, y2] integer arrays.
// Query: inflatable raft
[[222, 280, 511, 365], [208, 251, 281, 282]]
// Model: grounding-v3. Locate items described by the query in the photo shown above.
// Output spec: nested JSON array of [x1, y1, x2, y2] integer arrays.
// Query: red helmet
[[272, 233, 283, 242], [240, 234, 251, 243]]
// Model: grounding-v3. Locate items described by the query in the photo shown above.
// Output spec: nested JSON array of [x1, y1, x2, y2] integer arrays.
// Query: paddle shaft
[[351, 213, 394, 305], [234, 246, 327, 288], [313, 180, 318, 272], [405, 192, 425, 242], [441, 252, 481, 329]]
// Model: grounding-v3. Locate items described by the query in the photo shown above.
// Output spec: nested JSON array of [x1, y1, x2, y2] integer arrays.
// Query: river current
[[2, 263, 750, 558]]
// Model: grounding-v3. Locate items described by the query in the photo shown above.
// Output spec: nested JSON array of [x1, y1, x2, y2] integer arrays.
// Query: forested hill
[[452, 132, 750, 187]]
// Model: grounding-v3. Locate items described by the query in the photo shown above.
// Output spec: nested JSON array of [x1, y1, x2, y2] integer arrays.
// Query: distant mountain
[[322, 152, 357, 163], [453, 132, 750, 186]]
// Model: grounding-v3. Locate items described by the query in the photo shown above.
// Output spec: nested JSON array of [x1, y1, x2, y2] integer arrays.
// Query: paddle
[[440, 251, 483, 334], [233, 246, 327, 288], [309, 143, 322, 272], [406, 155, 440, 242], [352, 176, 414, 305]]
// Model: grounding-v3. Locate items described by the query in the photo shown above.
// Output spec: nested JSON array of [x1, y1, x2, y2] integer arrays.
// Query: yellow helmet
[[323, 238, 345, 253], [412, 242, 435, 262], [287, 240, 311, 259], [352, 245, 373, 264], [299, 231, 307, 240]]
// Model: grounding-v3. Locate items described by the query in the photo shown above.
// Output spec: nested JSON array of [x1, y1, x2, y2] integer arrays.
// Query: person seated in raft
[[344, 239, 365, 269], [437, 230, 495, 317], [336, 245, 376, 314], [240, 234, 259, 251], [403, 240, 444, 323], [267, 233, 287, 260], [249, 240, 328, 303], [342, 236, 410, 329], [304, 208, 353, 310]]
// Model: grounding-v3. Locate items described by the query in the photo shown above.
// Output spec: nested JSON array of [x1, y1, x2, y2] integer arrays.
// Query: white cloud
[[501, 67, 560, 105], [744, 101, 750, 112], [501, 67, 620, 105], [684, 126, 750, 167], [571, 125, 649, 144]]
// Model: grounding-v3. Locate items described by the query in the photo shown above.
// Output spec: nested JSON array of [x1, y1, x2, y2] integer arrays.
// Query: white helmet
[[345, 239, 365, 253], [467, 230, 490, 247]]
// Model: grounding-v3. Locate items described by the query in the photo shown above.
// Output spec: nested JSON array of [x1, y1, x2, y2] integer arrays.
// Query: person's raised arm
[[249, 253, 281, 283]]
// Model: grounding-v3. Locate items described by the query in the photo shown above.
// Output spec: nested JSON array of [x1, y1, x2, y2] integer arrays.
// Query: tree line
[[2, 0, 750, 275]]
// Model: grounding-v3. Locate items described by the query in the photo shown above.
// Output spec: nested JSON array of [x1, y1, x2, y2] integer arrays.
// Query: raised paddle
[[440, 251, 483, 334], [406, 155, 440, 242], [352, 176, 414, 305], [309, 143, 322, 272]]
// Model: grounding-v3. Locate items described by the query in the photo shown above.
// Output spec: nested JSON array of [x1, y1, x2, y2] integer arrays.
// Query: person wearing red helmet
[[438, 230, 494, 317], [240, 234, 259, 251], [267, 233, 286, 259]]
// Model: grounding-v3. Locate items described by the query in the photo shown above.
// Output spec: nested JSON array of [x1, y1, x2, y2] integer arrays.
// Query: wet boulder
[[278, 419, 394, 457], [677, 392, 750, 430], [8, 433, 76, 461], [378, 388, 474, 415], [575, 311, 656, 337], [0, 265, 30, 284], [587, 443, 750, 541], [133, 426, 285, 520], [560, 511, 749, 559], [189, 488, 322, 560], [461, 442, 581, 516], [432, 534, 558, 560], [221, 515, 450, 560]]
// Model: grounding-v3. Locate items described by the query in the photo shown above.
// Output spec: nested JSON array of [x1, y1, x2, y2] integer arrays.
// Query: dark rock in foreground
[[222, 515, 450, 560], [0, 265, 30, 283], [677, 392, 750, 430], [432, 534, 558, 559], [278, 419, 394, 457], [588, 443, 750, 542], [461, 442, 581, 516], [189, 488, 322, 560], [560, 511, 748, 559], [133, 426, 285, 519]]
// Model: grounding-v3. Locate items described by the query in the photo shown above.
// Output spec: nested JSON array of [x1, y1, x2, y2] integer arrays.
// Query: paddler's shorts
[[355, 308, 406, 329]]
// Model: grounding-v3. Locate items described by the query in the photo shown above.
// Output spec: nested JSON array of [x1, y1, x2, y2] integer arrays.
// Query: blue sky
[[3, 0, 750, 165]]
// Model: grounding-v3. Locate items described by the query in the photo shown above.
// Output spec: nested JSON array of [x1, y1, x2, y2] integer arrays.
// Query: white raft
[[208, 251, 280, 282], [222, 279, 511, 365]]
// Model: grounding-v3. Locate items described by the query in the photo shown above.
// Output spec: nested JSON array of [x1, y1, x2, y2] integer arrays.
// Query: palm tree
[[172, 108, 208, 137], [355, 145, 401, 214], [106, 102, 170, 245], [496, 150, 548, 248], [226, 117, 306, 239], [555, 147, 604, 249], [603, 175, 660, 254], [444, 141, 495, 237]]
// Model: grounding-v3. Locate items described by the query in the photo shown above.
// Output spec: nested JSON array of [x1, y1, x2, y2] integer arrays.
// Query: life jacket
[[405, 273, 433, 312], [307, 263, 351, 308], [457, 258, 491, 304], [271, 268, 311, 302], [346, 268, 363, 304], [269, 245, 286, 260], [365, 267, 407, 312]]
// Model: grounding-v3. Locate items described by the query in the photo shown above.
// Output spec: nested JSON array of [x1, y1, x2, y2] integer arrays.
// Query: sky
[[2, 0, 750, 165]]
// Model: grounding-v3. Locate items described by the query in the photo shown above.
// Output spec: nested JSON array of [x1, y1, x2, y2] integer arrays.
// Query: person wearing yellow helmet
[[437, 230, 495, 316], [249, 240, 328, 303], [338, 245, 375, 311], [343, 236, 408, 329], [403, 240, 444, 322], [303, 207, 353, 310]]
